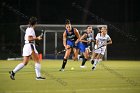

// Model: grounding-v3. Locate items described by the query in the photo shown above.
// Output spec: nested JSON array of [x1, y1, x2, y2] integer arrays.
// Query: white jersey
[[24, 27, 36, 44], [94, 33, 111, 55], [22, 27, 38, 56], [95, 33, 111, 48]]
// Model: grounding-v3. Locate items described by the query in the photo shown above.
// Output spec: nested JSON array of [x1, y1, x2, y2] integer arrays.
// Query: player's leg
[[92, 53, 104, 70], [60, 45, 71, 71], [98, 54, 103, 63], [85, 46, 92, 56], [9, 56, 30, 80], [72, 48, 79, 61], [80, 49, 89, 68], [91, 53, 101, 70], [77, 43, 87, 67], [31, 50, 45, 80], [73, 42, 81, 61], [92, 48, 106, 70], [97, 48, 106, 63], [78, 53, 84, 60], [91, 52, 98, 65], [9, 44, 33, 80]]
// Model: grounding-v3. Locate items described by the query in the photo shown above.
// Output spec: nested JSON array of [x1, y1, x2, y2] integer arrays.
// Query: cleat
[[92, 66, 96, 71], [80, 65, 86, 68], [59, 69, 64, 71], [9, 71, 15, 80], [36, 77, 46, 80]]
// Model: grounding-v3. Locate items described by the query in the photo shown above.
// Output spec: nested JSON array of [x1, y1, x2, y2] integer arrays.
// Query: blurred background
[[0, 0, 139, 60]]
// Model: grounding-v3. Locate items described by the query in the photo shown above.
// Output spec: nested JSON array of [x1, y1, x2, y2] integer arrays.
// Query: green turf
[[0, 60, 140, 93]]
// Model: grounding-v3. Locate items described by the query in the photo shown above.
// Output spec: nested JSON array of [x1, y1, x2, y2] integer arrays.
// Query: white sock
[[98, 59, 102, 62], [93, 59, 98, 67], [13, 63, 25, 73], [35, 63, 41, 77], [90, 59, 93, 62]]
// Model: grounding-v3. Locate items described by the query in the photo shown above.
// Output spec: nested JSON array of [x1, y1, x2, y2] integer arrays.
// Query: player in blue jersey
[[59, 19, 80, 71], [79, 26, 95, 68]]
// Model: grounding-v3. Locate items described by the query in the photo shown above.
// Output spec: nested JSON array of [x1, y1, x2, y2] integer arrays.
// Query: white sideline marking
[[0, 72, 34, 74], [3, 87, 140, 93]]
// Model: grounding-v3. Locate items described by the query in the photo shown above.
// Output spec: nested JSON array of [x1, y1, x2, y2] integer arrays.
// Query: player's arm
[[106, 38, 112, 45], [104, 36, 112, 46], [63, 31, 67, 48], [28, 35, 42, 41], [95, 33, 99, 48], [80, 33, 89, 43], [90, 38, 96, 42], [96, 39, 99, 48], [74, 28, 80, 44]]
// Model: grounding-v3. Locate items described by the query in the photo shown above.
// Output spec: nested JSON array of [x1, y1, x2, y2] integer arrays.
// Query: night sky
[[0, 0, 140, 59]]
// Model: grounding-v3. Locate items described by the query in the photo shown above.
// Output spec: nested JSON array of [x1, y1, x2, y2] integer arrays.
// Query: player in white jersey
[[9, 17, 45, 80], [91, 26, 112, 70]]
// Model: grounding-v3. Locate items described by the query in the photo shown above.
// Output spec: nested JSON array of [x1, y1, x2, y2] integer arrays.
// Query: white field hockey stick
[[39, 30, 44, 38], [36, 30, 44, 46]]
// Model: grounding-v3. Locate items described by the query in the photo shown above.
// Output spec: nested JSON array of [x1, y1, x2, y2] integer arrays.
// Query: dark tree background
[[0, 0, 139, 60]]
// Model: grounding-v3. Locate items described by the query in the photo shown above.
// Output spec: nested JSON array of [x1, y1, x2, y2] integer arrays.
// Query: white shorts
[[22, 44, 38, 56], [94, 45, 106, 55]]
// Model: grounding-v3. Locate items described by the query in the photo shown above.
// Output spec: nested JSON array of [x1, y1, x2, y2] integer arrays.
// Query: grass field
[[0, 60, 140, 93]]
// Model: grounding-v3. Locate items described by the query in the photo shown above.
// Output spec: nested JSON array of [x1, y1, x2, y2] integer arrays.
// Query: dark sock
[[91, 60, 94, 65], [61, 59, 67, 69], [79, 55, 84, 58], [81, 58, 87, 66], [12, 71, 15, 74]]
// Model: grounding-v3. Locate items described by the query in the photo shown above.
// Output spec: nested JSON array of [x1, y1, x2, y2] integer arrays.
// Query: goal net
[[20, 24, 107, 60]]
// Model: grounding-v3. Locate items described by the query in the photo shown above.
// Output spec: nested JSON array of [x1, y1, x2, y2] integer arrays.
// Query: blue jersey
[[66, 28, 78, 48], [79, 32, 93, 52], [82, 33, 90, 46], [66, 28, 77, 41]]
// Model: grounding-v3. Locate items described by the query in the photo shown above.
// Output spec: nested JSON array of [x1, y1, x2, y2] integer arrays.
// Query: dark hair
[[65, 19, 71, 25], [101, 26, 107, 30], [29, 17, 37, 26], [86, 25, 92, 29]]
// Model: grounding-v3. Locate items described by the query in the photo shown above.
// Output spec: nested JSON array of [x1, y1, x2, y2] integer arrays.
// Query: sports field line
[[3, 87, 140, 93], [0, 72, 34, 75], [75, 87, 140, 91]]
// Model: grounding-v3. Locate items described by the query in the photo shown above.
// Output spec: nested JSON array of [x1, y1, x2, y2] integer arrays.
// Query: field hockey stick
[[56, 47, 72, 55], [94, 45, 106, 50], [39, 30, 44, 38], [36, 30, 44, 46]]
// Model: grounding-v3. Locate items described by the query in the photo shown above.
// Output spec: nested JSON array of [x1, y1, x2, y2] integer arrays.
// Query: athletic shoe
[[91, 60, 94, 65], [92, 66, 96, 71], [59, 69, 64, 71], [80, 65, 86, 68], [36, 77, 46, 80], [9, 71, 15, 80]]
